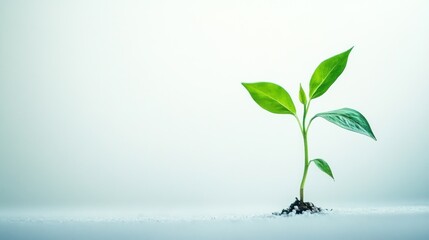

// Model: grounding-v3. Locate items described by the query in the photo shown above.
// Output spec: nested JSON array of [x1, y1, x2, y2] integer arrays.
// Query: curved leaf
[[311, 159, 334, 180], [299, 84, 307, 105], [312, 108, 377, 140], [309, 47, 353, 99], [242, 82, 296, 114]]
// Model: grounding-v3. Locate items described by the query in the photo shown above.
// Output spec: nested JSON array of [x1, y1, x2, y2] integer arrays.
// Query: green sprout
[[242, 47, 376, 202]]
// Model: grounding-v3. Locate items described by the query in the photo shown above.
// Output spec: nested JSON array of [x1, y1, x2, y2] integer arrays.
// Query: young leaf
[[309, 47, 353, 99], [311, 108, 377, 140], [242, 82, 296, 114], [299, 84, 307, 105], [311, 159, 334, 180]]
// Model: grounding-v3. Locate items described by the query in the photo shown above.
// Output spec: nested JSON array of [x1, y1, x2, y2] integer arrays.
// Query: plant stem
[[299, 129, 309, 202], [299, 101, 310, 202]]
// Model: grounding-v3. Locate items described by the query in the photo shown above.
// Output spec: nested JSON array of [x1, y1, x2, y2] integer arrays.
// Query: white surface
[[2, 206, 429, 222], [1, 206, 429, 240]]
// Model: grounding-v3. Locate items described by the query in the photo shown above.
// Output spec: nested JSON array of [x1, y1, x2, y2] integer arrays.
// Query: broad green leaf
[[309, 47, 353, 99], [242, 82, 296, 114], [311, 159, 334, 180], [299, 84, 307, 105], [311, 108, 377, 140]]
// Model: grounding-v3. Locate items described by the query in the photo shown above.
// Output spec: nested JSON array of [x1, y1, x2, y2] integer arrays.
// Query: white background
[[0, 0, 428, 210]]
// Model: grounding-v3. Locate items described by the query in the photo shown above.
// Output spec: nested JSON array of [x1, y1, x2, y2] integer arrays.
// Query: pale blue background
[[0, 0, 428, 212]]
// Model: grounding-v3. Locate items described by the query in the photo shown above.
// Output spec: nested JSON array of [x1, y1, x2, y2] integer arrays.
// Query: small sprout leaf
[[311, 108, 377, 140], [309, 47, 353, 99], [299, 84, 307, 105], [311, 159, 334, 180], [242, 82, 296, 115]]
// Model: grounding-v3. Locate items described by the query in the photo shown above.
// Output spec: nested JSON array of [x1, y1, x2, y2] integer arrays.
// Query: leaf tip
[[368, 128, 377, 141], [299, 83, 307, 105], [328, 171, 335, 181]]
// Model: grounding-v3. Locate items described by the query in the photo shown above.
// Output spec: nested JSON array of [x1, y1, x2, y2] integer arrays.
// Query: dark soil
[[273, 198, 326, 216]]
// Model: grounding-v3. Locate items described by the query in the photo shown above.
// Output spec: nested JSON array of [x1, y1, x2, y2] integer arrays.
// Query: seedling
[[242, 48, 376, 214]]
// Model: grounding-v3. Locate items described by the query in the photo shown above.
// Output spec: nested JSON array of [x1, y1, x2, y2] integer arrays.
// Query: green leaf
[[311, 159, 334, 180], [299, 84, 307, 105], [242, 82, 296, 114], [309, 47, 353, 99], [311, 108, 377, 140]]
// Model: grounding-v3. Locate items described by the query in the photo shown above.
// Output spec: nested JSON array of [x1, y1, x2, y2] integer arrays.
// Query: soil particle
[[273, 198, 325, 216]]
